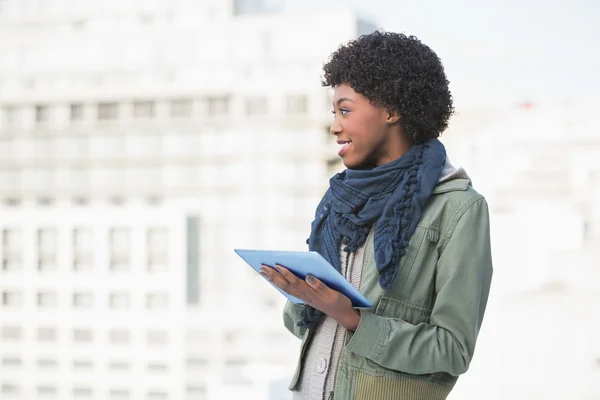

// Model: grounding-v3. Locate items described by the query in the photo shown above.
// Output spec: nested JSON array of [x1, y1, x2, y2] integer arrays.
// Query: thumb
[[305, 275, 321, 289]]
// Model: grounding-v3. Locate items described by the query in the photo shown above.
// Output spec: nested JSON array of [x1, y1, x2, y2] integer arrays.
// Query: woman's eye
[[331, 109, 349, 117]]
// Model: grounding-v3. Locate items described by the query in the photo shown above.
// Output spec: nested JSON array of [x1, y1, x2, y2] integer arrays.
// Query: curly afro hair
[[322, 31, 454, 144]]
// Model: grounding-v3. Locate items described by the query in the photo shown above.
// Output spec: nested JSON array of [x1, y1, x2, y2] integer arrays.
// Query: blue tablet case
[[234, 249, 373, 308]]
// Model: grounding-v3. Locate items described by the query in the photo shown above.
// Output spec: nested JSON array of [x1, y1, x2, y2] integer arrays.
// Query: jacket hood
[[433, 158, 472, 194]]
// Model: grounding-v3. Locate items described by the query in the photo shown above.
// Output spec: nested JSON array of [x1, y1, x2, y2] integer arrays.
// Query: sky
[[286, 0, 600, 109]]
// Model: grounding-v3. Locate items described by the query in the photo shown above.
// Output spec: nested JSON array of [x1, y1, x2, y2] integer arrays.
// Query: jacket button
[[316, 357, 327, 374]]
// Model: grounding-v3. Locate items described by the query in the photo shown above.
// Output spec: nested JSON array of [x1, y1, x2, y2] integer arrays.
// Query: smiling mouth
[[338, 141, 352, 156]]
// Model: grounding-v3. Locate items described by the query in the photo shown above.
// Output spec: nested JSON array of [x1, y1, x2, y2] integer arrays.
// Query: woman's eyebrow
[[334, 97, 355, 106]]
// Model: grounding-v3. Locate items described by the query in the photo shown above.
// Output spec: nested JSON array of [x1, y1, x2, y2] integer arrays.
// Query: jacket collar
[[432, 178, 471, 194]]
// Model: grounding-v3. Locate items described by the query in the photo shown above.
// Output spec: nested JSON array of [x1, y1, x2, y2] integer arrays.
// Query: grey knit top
[[293, 245, 366, 400]]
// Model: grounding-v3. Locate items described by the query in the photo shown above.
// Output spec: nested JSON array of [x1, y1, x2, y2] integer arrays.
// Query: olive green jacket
[[283, 177, 493, 400]]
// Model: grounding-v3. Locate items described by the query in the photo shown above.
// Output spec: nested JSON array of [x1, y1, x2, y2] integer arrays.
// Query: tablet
[[234, 249, 373, 308]]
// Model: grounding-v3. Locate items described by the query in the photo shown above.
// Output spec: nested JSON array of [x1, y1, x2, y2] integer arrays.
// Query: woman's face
[[330, 84, 407, 170]]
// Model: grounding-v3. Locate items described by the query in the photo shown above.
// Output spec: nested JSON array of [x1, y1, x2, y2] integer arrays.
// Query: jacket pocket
[[374, 295, 432, 325]]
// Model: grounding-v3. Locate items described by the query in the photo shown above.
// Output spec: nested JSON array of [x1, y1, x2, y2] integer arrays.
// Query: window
[[37, 197, 55, 206], [125, 133, 161, 158], [234, 0, 283, 14], [147, 228, 168, 271], [186, 216, 200, 305], [223, 358, 252, 385], [37, 228, 57, 272], [2, 106, 18, 127], [147, 362, 168, 373], [37, 292, 58, 308], [286, 94, 308, 114], [110, 389, 130, 399], [37, 327, 57, 342], [146, 330, 168, 346], [98, 102, 119, 120], [24, 167, 55, 191], [1, 384, 19, 396], [37, 386, 57, 396], [34, 136, 55, 158], [2, 291, 22, 307], [126, 166, 161, 190], [0, 169, 21, 194], [1, 357, 22, 367], [70, 103, 84, 121], [109, 292, 130, 310], [186, 357, 208, 369], [133, 100, 155, 118], [73, 360, 93, 371], [109, 361, 130, 371], [73, 228, 93, 271], [163, 165, 198, 188], [73, 293, 93, 309], [2, 228, 22, 271], [186, 386, 206, 400], [73, 387, 93, 398], [58, 137, 89, 160], [245, 97, 267, 115], [109, 329, 130, 344], [207, 96, 229, 116], [186, 330, 209, 343], [1, 325, 22, 340], [170, 99, 192, 117], [73, 329, 93, 343], [37, 359, 58, 369], [146, 293, 168, 310], [146, 195, 162, 205], [36, 104, 49, 124], [73, 197, 89, 206], [110, 228, 130, 272], [3, 198, 21, 207], [147, 391, 168, 400]]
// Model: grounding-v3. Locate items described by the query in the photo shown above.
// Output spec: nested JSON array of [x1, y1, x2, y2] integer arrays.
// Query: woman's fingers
[[259, 265, 355, 326], [273, 265, 302, 283], [260, 265, 305, 299]]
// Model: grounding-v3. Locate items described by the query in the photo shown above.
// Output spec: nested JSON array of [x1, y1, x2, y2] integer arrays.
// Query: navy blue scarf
[[300, 139, 446, 329]]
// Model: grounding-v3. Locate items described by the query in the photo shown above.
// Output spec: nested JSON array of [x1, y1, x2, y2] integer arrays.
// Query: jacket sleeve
[[283, 301, 308, 340], [344, 197, 493, 376]]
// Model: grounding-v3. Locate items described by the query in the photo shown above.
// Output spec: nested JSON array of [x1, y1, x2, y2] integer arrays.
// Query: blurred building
[[0, 1, 376, 399], [442, 103, 600, 400]]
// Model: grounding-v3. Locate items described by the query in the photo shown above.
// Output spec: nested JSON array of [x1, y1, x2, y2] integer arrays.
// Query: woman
[[259, 31, 493, 400]]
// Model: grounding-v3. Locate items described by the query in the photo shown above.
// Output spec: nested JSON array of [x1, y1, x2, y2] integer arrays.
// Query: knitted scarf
[[299, 139, 446, 329]]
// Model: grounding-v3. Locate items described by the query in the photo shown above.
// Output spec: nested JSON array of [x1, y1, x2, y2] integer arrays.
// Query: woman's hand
[[260, 264, 360, 331]]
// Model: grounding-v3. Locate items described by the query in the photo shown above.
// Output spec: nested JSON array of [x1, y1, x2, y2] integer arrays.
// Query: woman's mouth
[[338, 141, 352, 156]]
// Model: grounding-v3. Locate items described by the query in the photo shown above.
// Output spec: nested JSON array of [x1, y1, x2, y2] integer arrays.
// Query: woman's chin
[[342, 158, 368, 170]]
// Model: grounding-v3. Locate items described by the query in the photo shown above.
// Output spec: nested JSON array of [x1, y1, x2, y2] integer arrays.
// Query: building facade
[[0, 1, 376, 399]]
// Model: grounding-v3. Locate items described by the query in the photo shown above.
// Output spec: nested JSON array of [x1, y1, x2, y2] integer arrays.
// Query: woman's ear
[[386, 111, 401, 125]]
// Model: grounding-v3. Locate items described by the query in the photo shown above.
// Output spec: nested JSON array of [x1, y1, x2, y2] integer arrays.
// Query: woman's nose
[[330, 119, 342, 135]]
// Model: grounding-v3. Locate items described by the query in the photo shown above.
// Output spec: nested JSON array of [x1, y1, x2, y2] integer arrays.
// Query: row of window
[[3, 227, 167, 253], [1, 326, 169, 345], [2, 358, 134, 370], [1, 356, 222, 369], [1, 227, 168, 272], [1, 357, 211, 370], [2, 358, 172, 372], [2, 196, 162, 208], [2, 259, 169, 272], [1, 94, 309, 127], [0, 164, 274, 194], [1, 291, 169, 310], [0, 383, 186, 399]]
